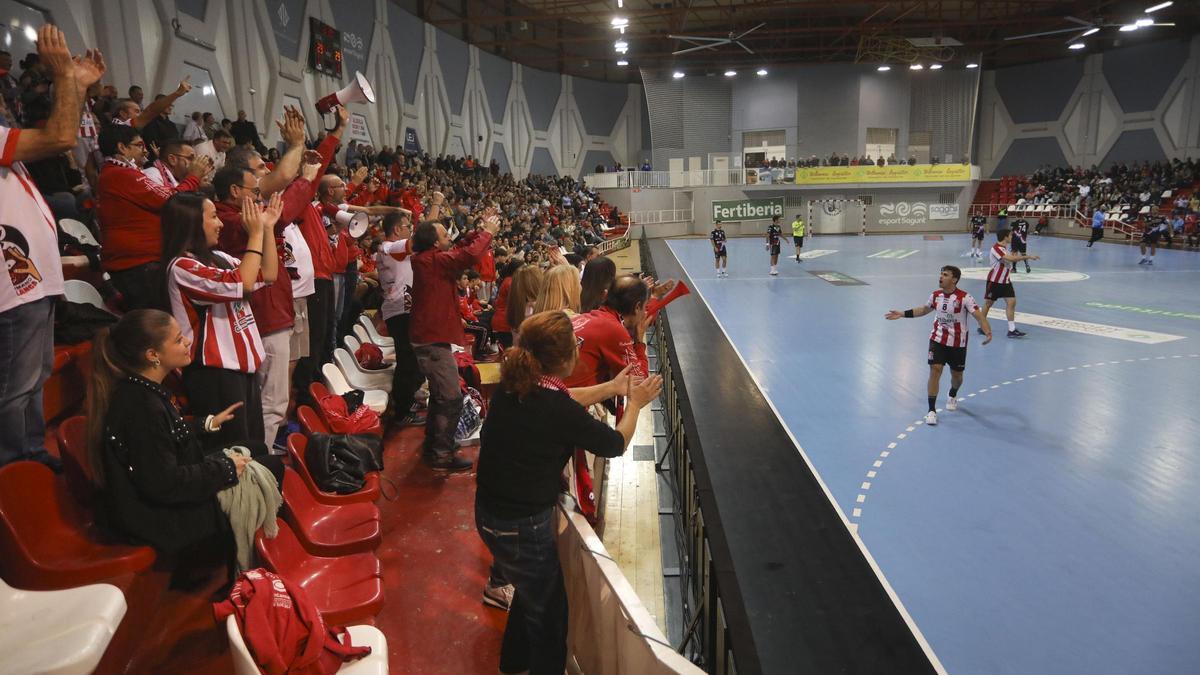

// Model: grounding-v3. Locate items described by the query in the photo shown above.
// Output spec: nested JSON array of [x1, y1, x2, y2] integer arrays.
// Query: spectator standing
[[409, 206, 499, 471], [0, 25, 104, 471], [231, 109, 267, 153], [475, 310, 661, 675], [377, 213, 425, 427], [95, 123, 209, 310], [140, 94, 182, 157], [202, 112, 221, 138], [162, 192, 282, 450], [183, 111, 206, 144]]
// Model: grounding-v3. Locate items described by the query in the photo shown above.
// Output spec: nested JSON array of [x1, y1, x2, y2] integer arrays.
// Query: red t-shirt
[[564, 306, 648, 388]]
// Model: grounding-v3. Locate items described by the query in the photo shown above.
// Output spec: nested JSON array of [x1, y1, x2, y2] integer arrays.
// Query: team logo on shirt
[[0, 225, 42, 296]]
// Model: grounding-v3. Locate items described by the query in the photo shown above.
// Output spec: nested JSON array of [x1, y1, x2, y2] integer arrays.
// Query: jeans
[[330, 273, 345, 356], [475, 503, 567, 675], [384, 314, 423, 418], [0, 298, 56, 468], [413, 343, 463, 461]]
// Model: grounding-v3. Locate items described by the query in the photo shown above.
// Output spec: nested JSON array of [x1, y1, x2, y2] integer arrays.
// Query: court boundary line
[[664, 240, 948, 674]]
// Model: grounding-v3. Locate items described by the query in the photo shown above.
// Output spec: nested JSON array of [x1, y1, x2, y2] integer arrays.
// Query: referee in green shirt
[[791, 214, 806, 262]]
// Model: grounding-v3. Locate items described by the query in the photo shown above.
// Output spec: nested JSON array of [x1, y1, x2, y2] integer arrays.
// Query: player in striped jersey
[[887, 265, 991, 425], [980, 229, 1037, 338]]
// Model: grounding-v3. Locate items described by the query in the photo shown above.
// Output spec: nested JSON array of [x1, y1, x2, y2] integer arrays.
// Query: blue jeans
[[0, 297, 56, 467], [475, 502, 567, 675]]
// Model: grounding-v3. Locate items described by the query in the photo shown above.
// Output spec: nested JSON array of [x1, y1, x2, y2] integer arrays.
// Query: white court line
[[664, 241, 947, 674], [986, 308, 1185, 344]]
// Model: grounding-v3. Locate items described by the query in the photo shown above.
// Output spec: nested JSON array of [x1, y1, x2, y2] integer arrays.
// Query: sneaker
[[1025, 265, 1031, 273], [977, 327, 986, 336], [946, 396, 958, 411], [769, 267, 778, 276], [482, 582, 515, 611], [432, 455, 474, 472], [924, 411, 938, 426], [1007, 329, 1027, 338], [1138, 258, 1148, 265], [399, 412, 426, 426], [1146, 259, 1154, 266]]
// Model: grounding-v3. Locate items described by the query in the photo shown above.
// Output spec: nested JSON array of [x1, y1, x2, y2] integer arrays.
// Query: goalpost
[[805, 199, 867, 236]]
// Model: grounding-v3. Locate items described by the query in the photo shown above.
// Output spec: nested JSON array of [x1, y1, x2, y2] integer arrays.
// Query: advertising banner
[[929, 203, 960, 220], [711, 197, 784, 222], [794, 164, 971, 185]]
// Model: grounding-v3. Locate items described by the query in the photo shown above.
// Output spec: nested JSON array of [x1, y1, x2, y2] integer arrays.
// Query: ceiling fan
[[1004, 15, 1165, 42], [668, 22, 766, 55]]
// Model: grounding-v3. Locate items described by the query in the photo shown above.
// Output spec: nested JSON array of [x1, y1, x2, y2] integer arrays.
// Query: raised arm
[[258, 106, 306, 196], [133, 77, 191, 129], [8, 25, 103, 163]]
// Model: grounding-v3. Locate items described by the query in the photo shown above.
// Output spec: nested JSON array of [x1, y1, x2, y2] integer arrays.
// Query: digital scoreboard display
[[308, 17, 343, 79]]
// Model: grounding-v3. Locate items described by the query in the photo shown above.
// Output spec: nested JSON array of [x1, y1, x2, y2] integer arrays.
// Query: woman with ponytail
[[475, 310, 662, 675], [161, 190, 281, 450], [87, 309, 250, 581]]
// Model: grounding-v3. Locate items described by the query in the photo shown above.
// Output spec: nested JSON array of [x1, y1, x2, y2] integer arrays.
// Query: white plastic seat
[[1161, 189, 1172, 200], [58, 219, 99, 248], [322, 363, 388, 414], [358, 316, 395, 349], [345, 334, 361, 353], [226, 615, 388, 674], [62, 280, 109, 311], [0, 577, 127, 675], [334, 348, 393, 393], [354, 325, 394, 356], [1139, 205, 1151, 215]]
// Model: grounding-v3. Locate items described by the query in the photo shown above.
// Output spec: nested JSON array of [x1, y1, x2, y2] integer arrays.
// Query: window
[[173, 63, 223, 125]]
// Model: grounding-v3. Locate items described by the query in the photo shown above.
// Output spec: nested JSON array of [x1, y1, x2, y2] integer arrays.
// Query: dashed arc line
[[851, 353, 1200, 522]]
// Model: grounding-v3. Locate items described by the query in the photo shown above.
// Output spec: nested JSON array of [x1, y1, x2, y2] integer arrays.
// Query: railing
[[641, 233, 741, 674], [968, 202, 1078, 219], [628, 209, 694, 225], [585, 170, 746, 189], [596, 225, 633, 256]]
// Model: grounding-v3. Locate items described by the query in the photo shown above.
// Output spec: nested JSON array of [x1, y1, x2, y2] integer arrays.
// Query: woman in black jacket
[[86, 309, 264, 585], [475, 310, 662, 675]]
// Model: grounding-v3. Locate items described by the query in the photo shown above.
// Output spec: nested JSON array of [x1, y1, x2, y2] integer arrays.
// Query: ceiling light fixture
[[1082, 27, 1101, 36], [756, 68, 768, 76], [617, 0, 623, 6], [878, 65, 891, 71], [617, 60, 629, 66], [1136, 18, 1154, 26], [910, 63, 924, 70], [966, 62, 979, 69], [1069, 42, 1086, 50], [1145, 1, 1173, 13], [724, 70, 736, 77], [1119, 23, 1140, 32], [929, 63, 943, 70], [673, 71, 685, 79], [614, 40, 628, 53], [611, 17, 628, 27]]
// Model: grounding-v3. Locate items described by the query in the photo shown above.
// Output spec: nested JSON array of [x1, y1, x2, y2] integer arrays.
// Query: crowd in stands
[[1, 24, 670, 674], [1011, 159, 1200, 246]]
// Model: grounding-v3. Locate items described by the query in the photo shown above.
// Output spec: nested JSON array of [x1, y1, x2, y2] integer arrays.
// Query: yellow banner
[[794, 164, 972, 185]]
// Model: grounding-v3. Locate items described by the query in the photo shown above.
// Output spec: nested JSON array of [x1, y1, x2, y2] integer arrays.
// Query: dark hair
[[996, 229, 1011, 242], [161, 192, 223, 268], [97, 124, 140, 157], [128, 85, 142, 95], [499, 310, 577, 398], [941, 265, 962, 281], [211, 129, 233, 142], [381, 212, 410, 237], [224, 145, 260, 171], [467, 269, 480, 280], [87, 309, 176, 486], [411, 222, 439, 252], [214, 165, 251, 202], [604, 275, 649, 316], [159, 139, 188, 159], [580, 256, 617, 312]]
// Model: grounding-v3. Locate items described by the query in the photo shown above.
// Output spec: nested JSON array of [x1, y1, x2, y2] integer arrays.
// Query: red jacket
[[212, 568, 370, 675], [96, 161, 200, 271], [457, 291, 479, 323], [491, 276, 512, 333], [564, 306, 648, 388], [295, 135, 341, 280], [409, 230, 493, 345], [476, 249, 496, 282]]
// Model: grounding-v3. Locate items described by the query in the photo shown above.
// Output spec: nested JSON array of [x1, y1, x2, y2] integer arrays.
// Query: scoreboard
[[308, 17, 343, 79]]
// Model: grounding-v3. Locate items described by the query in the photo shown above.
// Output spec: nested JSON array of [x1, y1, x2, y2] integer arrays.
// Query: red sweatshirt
[[491, 276, 513, 333], [213, 568, 370, 675], [564, 306, 648, 388], [409, 230, 493, 345], [295, 134, 341, 280], [96, 160, 200, 271]]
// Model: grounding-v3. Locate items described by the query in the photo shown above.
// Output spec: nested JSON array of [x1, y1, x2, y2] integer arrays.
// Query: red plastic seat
[[0, 462, 155, 590], [56, 416, 97, 513], [297, 405, 330, 436], [285, 434, 380, 505], [280, 468, 382, 556], [254, 518, 383, 625]]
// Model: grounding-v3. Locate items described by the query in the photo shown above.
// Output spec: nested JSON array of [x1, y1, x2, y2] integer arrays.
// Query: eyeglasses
[[128, 141, 146, 148], [171, 153, 196, 161], [235, 184, 261, 196]]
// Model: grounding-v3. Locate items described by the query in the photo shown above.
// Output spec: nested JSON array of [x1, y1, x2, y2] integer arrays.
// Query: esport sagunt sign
[[711, 197, 784, 222]]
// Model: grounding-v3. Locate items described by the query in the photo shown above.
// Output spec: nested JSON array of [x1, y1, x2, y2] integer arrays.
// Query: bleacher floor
[[661, 232, 1200, 675]]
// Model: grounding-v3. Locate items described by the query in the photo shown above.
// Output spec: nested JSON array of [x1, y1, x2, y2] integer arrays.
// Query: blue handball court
[[663, 233, 1200, 675]]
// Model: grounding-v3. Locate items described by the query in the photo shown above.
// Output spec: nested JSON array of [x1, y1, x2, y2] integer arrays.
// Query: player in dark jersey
[[969, 215, 987, 259], [1139, 216, 1168, 266], [765, 215, 782, 276], [1010, 218, 1031, 273], [711, 219, 729, 277]]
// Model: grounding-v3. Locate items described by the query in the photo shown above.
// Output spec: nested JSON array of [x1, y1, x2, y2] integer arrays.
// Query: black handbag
[[306, 434, 372, 494]]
